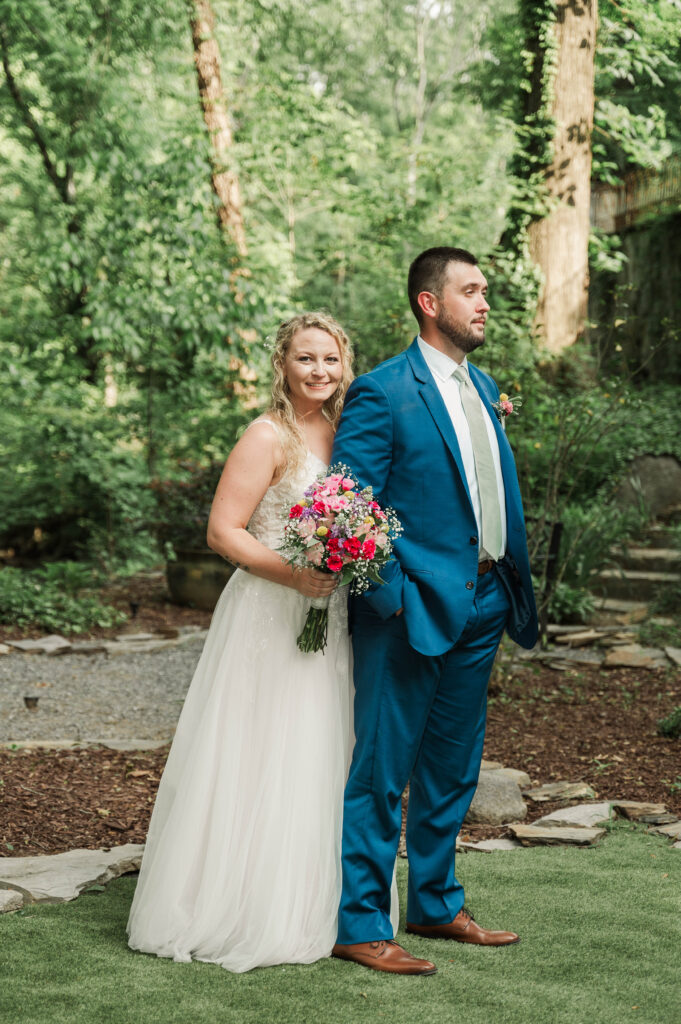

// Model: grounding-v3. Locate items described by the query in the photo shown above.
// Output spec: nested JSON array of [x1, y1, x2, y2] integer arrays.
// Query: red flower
[[326, 538, 340, 552], [342, 537, 362, 559], [327, 554, 344, 572], [361, 539, 376, 559], [288, 504, 304, 519], [312, 501, 327, 515]]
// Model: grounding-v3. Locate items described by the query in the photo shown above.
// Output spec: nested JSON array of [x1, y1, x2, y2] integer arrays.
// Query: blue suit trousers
[[336, 569, 510, 944]]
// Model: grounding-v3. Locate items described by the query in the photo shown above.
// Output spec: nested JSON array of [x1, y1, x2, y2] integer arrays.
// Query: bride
[[127, 312, 358, 972]]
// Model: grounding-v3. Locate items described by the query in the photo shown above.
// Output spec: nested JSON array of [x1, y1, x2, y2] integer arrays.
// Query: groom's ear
[[417, 291, 438, 321]]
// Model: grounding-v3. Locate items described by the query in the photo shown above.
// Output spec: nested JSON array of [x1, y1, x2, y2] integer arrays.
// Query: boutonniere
[[492, 392, 523, 425]]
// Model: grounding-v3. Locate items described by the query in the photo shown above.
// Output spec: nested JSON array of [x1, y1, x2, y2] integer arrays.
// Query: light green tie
[[454, 366, 502, 561]]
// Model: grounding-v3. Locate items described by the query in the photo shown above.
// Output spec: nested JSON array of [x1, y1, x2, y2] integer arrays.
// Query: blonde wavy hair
[[267, 311, 354, 473]]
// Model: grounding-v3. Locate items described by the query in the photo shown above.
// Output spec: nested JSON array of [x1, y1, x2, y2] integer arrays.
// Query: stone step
[[589, 597, 649, 627], [591, 568, 681, 602], [644, 525, 681, 549], [610, 546, 681, 573]]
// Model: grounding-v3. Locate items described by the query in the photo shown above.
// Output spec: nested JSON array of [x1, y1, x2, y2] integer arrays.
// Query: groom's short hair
[[408, 246, 478, 325]]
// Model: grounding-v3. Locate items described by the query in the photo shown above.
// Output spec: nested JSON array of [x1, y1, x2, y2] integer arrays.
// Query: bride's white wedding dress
[[127, 440, 354, 972]]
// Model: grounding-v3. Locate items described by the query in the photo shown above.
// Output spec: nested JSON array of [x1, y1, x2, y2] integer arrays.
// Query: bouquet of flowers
[[280, 464, 402, 653]]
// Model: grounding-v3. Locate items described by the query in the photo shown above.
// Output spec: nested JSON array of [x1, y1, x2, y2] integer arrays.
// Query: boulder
[[465, 771, 527, 825], [0, 844, 144, 903], [486, 766, 532, 789], [615, 454, 681, 519], [0, 890, 24, 913]]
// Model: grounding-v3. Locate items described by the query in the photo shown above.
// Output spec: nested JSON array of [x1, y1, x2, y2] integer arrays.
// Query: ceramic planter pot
[[166, 548, 235, 611]]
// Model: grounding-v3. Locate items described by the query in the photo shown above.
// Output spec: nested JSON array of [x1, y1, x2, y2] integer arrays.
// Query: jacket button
[[465, 580, 474, 590], [469, 536, 478, 546]]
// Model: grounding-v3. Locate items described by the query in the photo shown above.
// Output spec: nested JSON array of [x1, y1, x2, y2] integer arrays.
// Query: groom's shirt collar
[[417, 336, 468, 380]]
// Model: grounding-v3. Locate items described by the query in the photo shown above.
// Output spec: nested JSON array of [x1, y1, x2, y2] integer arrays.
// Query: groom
[[330, 246, 538, 975]]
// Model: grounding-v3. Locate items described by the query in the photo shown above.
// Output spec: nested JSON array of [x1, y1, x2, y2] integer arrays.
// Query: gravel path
[[0, 638, 205, 743]]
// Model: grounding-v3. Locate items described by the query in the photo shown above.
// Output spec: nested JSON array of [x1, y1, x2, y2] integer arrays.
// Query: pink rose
[[341, 478, 355, 491], [501, 400, 514, 415]]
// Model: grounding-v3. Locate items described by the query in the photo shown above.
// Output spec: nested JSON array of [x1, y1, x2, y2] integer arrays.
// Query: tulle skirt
[[127, 570, 354, 972]]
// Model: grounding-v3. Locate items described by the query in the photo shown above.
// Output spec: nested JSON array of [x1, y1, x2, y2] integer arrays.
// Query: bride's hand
[[292, 567, 338, 598]]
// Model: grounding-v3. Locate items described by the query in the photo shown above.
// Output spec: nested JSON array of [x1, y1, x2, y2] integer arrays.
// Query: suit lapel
[[406, 341, 473, 508]]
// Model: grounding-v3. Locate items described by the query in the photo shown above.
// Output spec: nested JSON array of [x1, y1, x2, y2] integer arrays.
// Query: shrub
[[0, 563, 125, 634], [658, 707, 681, 739], [152, 462, 223, 554]]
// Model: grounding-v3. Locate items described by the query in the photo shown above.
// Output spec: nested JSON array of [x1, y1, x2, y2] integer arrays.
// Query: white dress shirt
[[417, 336, 507, 560]]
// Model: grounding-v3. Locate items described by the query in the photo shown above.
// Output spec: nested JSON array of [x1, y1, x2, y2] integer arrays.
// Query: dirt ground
[[1, 574, 680, 856]]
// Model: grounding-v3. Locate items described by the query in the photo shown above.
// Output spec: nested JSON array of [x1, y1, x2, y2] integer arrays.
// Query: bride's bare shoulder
[[228, 417, 286, 481]]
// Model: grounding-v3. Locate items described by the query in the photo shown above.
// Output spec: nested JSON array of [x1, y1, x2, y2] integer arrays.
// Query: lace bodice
[[247, 450, 327, 551]]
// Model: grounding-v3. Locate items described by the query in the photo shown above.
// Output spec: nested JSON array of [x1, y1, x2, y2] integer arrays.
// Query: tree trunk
[[187, 0, 247, 258], [526, 0, 598, 354]]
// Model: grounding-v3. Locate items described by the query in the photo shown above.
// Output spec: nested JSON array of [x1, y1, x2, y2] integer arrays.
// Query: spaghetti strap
[[244, 416, 284, 440]]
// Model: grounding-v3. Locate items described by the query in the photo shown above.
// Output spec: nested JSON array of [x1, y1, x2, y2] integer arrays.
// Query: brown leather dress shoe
[[331, 940, 437, 975], [406, 908, 520, 946]]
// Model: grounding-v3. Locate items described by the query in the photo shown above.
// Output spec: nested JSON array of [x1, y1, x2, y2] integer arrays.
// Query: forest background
[[2, 0, 681, 632]]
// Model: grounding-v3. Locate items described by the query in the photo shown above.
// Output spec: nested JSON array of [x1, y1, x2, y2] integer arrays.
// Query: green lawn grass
[[1, 823, 679, 1024]]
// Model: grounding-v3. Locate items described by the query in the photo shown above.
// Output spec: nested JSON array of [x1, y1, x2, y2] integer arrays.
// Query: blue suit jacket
[[331, 338, 538, 656]]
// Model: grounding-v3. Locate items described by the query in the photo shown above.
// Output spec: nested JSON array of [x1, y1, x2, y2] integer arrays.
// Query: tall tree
[[521, 0, 598, 354], [187, 0, 247, 257]]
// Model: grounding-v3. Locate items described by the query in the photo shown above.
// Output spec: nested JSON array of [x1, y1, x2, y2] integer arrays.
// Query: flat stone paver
[[649, 821, 681, 840], [612, 800, 676, 824], [524, 781, 597, 803], [534, 802, 612, 828], [0, 844, 144, 903], [459, 838, 522, 853], [509, 824, 606, 847]]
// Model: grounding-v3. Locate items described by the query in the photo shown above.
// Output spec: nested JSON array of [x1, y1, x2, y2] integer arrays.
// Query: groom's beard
[[435, 308, 485, 354]]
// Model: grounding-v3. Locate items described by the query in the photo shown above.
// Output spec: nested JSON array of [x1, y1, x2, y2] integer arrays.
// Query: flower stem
[[297, 606, 329, 653]]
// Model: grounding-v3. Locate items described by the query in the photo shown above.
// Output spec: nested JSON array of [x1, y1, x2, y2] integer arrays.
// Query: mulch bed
[[1, 573, 680, 856], [0, 748, 165, 855], [1, 662, 679, 857]]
